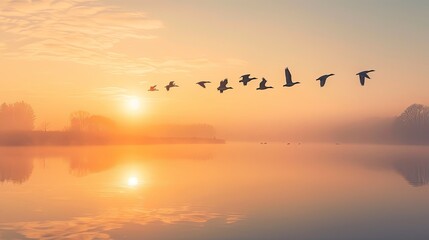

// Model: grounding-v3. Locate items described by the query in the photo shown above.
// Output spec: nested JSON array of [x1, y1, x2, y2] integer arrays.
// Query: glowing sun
[[127, 176, 139, 187], [126, 96, 141, 112]]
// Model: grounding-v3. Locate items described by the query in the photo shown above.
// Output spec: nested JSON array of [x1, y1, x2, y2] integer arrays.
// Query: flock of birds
[[147, 68, 375, 93]]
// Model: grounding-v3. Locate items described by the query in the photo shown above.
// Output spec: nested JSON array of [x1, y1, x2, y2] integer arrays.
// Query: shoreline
[[0, 131, 225, 146]]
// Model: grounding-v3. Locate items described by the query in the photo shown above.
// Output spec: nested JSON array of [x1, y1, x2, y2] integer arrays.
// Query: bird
[[217, 79, 233, 93], [316, 74, 335, 87], [256, 78, 273, 90], [196, 81, 211, 88], [165, 81, 179, 91], [356, 70, 375, 86], [239, 74, 257, 86], [148, 85, 159, 91], [283, 68, 300, 87]]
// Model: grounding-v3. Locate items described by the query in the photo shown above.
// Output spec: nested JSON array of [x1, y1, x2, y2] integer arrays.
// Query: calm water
[[1, 143, 429, 240]]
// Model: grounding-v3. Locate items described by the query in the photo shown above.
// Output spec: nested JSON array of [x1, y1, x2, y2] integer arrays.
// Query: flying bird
[[357, 70, 375, 86], [196, 81, 211, 88], [239, 74, 257, 86], [217, 79, 233, 93], [148, 85, 159, 91], [165, 81, 179, 91], [283, 68, 300, 87], [256, 78, 273, 90], [316, 74, 335, 87]]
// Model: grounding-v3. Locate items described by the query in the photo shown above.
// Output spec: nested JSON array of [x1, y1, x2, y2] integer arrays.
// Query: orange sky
[[0, 0, 428, 138]]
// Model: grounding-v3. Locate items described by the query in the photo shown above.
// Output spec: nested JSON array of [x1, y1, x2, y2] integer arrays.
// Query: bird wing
[[359, 75, 366, 86], [198, 82, 206, 88], [285, 68, 292, 84], [364, 73, 371, 79], [259, 79, 267, 88], [219, 80, 226, 88], [320, 79, 326, 87]]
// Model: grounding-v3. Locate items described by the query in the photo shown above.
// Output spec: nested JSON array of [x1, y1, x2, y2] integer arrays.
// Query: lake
[[1, 143, 429, 240]]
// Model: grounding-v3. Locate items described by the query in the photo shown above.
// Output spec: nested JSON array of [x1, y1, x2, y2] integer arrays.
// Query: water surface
[[1, 143, 429, 240]]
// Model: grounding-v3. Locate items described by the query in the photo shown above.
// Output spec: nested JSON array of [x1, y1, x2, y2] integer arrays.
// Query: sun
[[126, 96, 141, 112], [127, 176, 139, 187]]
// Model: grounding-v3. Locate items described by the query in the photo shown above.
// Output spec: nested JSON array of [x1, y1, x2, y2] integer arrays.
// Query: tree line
[[0, 101, 428, 144]]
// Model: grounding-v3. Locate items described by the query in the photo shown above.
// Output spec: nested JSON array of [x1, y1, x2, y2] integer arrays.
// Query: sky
[[0, 0, 428, 138]]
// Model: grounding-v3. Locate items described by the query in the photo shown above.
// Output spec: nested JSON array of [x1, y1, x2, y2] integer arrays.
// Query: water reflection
[[392, 156, 429, 187], [0, 146, 214, 184], [0, 206, 243, 240], [1, 144, 429, 239], [0, 149, 33, 184]]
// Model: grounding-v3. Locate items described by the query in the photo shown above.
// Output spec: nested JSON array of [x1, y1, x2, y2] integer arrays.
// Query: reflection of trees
[[393, 158, 429, 187], [0, 149, 33, 184], [0, 146, 213, 181], [66, 146, 212, 177], [393, 104, 429, 144], [67, 150, 120, 177]]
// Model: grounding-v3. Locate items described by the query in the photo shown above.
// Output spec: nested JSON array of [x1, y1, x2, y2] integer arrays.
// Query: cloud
[[0, 0, 212, 75], [0, 206, 244, 240]]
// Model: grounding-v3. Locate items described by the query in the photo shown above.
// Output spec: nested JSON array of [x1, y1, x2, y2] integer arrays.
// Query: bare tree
[[0, 101, 36, 131], [88, 115, 116, 133], [69, 111, 116, 133], [39, 121, 50, 132], [393, 104, 429, 143], [69, 111, 91, 132]]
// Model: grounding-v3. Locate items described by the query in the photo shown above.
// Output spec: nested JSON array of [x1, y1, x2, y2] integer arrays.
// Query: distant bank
[[0, 131, 225, 146]]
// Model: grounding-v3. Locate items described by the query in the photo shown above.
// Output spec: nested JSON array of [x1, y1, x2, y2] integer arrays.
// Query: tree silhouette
[[88, 115, 116, 133], [0, 101, 35, 131], [393, 104, 429, 144], [69, 111, 91, 132], [69, 111, 116, 133]]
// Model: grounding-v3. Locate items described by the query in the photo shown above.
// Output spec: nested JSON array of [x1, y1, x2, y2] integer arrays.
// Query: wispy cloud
[[0, 206, 244, 240], [0, 0, 212, 75]]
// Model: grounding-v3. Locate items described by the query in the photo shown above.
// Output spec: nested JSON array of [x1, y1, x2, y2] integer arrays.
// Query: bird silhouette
[[217, 79, 233, 93], [165, 81, 179, 91], [283, 68, 300, 87], [256, 78, 273, 90], [239, 74, 257, 86], [196, 81, 211, 88], [148, 85, 159, 91], [316, 74, 335, 87], [357, 70, 375, 86]]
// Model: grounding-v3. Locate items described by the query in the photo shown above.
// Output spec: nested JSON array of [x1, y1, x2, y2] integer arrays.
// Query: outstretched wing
[[197, 82, 206, 88], [320, 79, 326, 87], [259, 79, 267, 89], [359, 75, 366, 86], [219, 79, 225, 88], [285, 68, 292, 84]]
